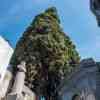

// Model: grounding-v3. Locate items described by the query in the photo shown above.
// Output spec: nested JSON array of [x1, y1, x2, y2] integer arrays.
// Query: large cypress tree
[[10, 7, 80, 99]]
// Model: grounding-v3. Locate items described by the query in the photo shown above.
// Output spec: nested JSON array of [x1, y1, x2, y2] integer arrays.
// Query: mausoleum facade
[[57, 58, 100, 100]]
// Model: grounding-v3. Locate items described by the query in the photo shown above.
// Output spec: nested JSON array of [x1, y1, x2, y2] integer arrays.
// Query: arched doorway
[[72, 94, 81, 100]]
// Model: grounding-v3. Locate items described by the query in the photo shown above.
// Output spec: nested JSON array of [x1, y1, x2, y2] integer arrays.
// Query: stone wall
[[58, 58, 98, 100]]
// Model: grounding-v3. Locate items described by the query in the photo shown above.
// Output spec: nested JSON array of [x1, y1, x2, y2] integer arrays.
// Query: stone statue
[[0, 61, 37, 100], [7, 61, 26, 100], [11, 61, 26, 94], [90, 0, 100, 26]]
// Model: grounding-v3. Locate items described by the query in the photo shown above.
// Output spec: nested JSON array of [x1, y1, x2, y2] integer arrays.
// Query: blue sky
[[0, 0, 100, 61]]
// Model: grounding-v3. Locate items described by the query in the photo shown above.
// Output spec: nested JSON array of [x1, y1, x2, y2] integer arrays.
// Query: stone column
[[0, 66, 13, 98], [11, 61, 26, 94]]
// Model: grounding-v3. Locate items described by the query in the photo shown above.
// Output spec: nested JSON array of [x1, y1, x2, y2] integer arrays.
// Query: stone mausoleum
[[57, 58, 100, 100]]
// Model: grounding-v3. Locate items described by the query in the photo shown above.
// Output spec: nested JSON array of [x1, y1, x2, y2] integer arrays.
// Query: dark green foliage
[[10, 7, 80, 99]]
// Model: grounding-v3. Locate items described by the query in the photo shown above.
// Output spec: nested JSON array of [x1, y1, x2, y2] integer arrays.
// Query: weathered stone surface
[[57, 58, 98, 100]]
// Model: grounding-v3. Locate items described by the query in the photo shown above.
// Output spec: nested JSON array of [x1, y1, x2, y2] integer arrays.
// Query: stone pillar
[[11, 61, 26, 94], [0, 66, 13, 98]]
